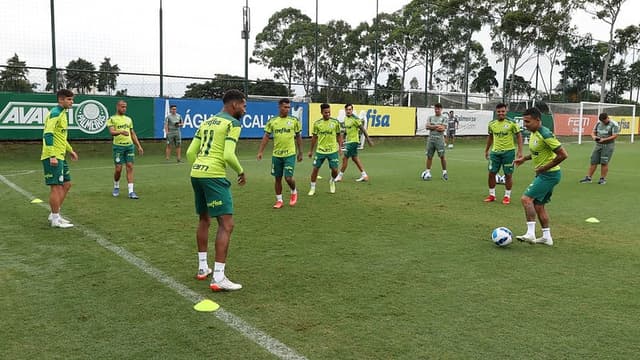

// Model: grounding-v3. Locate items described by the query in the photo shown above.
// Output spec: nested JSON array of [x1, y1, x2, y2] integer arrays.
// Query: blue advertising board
[[154, 98, 308, 139]]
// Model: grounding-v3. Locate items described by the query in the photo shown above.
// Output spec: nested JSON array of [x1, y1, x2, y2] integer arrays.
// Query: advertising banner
[[154, 98, 308, 139], [552, 114, 599, 136], [416, 108, 494, 136], [0, 93, 154, 140], [609, 115, 637, 135], [308, 103, 415, 136]]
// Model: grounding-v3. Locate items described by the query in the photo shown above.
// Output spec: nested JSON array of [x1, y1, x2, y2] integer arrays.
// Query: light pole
[[373, 0, 378, 104], [242, 0, 250, 95], [50, 0, 57, 92], [314, 0, 318, 95], [159, 0, 164, 97]]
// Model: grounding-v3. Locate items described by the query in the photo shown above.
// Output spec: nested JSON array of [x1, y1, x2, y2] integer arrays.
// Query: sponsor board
[[308, 103, 415, 136], [552, 113, 599, 136]]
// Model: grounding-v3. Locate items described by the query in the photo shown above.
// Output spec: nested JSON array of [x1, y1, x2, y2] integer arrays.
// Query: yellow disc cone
[[30, 198, 43, 204], [194, 299, 220, 312], [585, 217, 600, 223]]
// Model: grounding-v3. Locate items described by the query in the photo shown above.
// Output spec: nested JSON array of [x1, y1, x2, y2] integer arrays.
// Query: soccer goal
[[577, 102, 636, 144]]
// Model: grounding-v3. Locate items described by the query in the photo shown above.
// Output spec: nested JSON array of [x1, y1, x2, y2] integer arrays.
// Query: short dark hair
[[278, 98, 290, 105], [320, 103, 330, 111], [523, 107, 541, 119], [222, 89, 246, 104], [434, 103, 443, 109], [599, 112, 608, 121], [449, 110, 454, 114], [56, 89, 74, 99], [345, 103, 353, 109], [496, 103, 507, 110], [170, 104, 177, 109]]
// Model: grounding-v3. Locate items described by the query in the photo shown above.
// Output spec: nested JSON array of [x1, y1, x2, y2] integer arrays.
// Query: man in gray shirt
[[422, 103, 449, 181], [164, 104, 183, 162]]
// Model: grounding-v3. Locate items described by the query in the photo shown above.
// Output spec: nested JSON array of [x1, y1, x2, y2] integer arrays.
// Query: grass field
[[1, 137, 639, 359]]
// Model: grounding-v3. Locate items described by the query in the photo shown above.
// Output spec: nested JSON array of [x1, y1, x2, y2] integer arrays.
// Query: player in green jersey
[[335, 103, 373, 183], [484, 103, 523, 205], [579, 112, 620, 185], [41, 89, 78, 228], [107, 100, 144, 199], [423, 103, 449, 180], [257, 98, 303, 208], [513, 108, 568, 246], [186, 89, 247, 291], [307, 103, 343, 195]]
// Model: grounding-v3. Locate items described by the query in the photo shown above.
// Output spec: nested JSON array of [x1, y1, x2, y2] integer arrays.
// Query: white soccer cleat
[[329, 179, 336, 194], [51, 218, 74, 228], [516, 234, 536, 243], [210, 277, 242, 291], [48, 214, 71, 224], [355, 175, 369, 182], [334, 174, 343, 182], [533, 237, 554, 246]]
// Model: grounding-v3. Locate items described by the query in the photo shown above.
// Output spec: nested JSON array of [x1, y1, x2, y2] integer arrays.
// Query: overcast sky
[[1, 0, 639, 96]]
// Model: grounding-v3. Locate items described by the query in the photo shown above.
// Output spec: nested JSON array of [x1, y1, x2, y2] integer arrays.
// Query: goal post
[[578, 102, 636, 144]]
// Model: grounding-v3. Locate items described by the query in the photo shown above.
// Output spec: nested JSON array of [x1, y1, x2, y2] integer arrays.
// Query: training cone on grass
[[585, 217, 600, 223], [194, 299, 220, 312], [30, 198, 43, 204]]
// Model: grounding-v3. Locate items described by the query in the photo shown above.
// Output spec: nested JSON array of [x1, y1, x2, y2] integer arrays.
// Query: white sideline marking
[[0, 174, 307, 360]]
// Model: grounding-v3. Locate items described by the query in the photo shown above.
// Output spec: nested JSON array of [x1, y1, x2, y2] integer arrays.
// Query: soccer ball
[[420, 170, 432, 181], [491, 227, 513, 247], [495, 174, 506, 185]]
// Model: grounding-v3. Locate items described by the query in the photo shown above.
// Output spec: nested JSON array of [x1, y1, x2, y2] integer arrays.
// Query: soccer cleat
[[195, 268, 212, 280], [51, 218, 74, 228], [483, 195, 496, 202], [334, 174, 343, 182], [579, 176, 592, 184], [598, 177, 606, 185], [356, 175, 369, 182], [442, 173, 448, 181], [502, 196, 510, 205], [448, 144, 453, 149], [516, 234, 537, 243], [289, 193, 298, 206], [112, 187, 120, 197], [210, 277, 242, 291], [329, 179, 336, 194], [177, 158, 183, 163], [273, 200, 284, 209], [533, 237, 554, 246], [128, 192, 139, 199], [48, 214, 71, 224]]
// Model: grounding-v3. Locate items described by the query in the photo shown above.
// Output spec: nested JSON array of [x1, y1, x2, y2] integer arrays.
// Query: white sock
[[276, 194, 283, 202], [114, 181, 120, 189], [426, 169, 431, 174], [527, 221, 536, 237], [489, 188, 496, 197], [51, 213, 61, 221], [505, 190, 511, 198], [213, 261, 226, 282], [310, 182, 316, 188], [337, 171, 344, 177], [542, 228, 552, 240], [443, 170, 447, 175], [361, 171, 367, 177], [198, 252, 208, 270], [291, 188, 297, 194], [127, 183, 134, 193]]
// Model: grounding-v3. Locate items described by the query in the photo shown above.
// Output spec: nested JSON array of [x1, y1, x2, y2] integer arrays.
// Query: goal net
[[547, 102, 636, 144]]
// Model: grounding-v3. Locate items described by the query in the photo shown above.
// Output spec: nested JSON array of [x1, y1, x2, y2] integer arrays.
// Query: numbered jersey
[[190, 112, 242, 178]]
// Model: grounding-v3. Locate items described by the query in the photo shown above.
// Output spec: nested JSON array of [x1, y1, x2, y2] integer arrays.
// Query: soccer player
[[257, 98, 303, 208], [484, 103, 523, 205], [307, 103, 343, 195], [446, 110, 459, 149], [164, 104, 183, 162], [423, 103, 448, 181], [41, 89, 78, 228], [579, 112, 620, 185], [513, 107, 568, 246], [335, 103, 373, 182], [186, 89, 247, 291], [107, 100, 144, 199]]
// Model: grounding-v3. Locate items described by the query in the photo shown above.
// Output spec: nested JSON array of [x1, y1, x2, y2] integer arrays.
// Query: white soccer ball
[[420, 170, 432, 181], [495, 174, 506, 185], [492, 227, 513, 247]]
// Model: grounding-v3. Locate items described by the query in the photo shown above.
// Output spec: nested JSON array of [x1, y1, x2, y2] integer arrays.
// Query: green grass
[[1, 137, 639, 359]]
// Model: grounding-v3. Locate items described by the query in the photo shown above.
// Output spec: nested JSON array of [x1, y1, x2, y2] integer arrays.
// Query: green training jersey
[[264, 115, 301, 157], [594, 120, 620, 142], [529, 126, 562, 172], [40, 106, 73, 160], [428, 115, 447, 139], [312, 118, 341, 154], [343, 115, 362, 144], [488, 119, 521, 151], [190, 112, 243, 178], [165, 114, 182, 135], [107, 114, 134, 146]]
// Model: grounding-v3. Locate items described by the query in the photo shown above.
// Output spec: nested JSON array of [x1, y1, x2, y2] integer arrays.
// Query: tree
[[349, 20, 391, 89], [505, 74, 534, 99], [614, 25, 640, 101], [45, 66, 66, 91], [249, 79, 291, 97], [560, 40, 606, 101], [471, 66, 499, 96], [318, 20, 355, 89], [583, 0, 628, 102], [183, 74, 290, 98], [378, 9, 423, 90], [0, 54, 35, 92], [435, 41, 489, 92], [65, 58, 97, 94], [97, 57, 120, 95]]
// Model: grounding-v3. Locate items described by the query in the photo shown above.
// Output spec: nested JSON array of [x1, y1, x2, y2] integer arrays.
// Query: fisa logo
[[0, 100, 109, 134]]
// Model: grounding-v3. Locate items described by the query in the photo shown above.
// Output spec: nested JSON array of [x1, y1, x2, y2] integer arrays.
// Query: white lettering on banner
[[182, 110, 215, 129], [416, 108, 494, 136], [242, 114, 270, 128], [0, 100, 108, 134]]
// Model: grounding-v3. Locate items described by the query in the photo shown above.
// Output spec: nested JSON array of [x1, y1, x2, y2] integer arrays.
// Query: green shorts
[[113, 144, 135, 165], [166, 133, 181, 147], [272, 155, 296, 177], [489, 150, 516, 175], [312, 152, 340, 169], [344, 142, 359, 158], [590, 143, 615, 165], [191, 177, 233, 217], [524, 170, 562, 205], [42, 159, 71, 185], [426, 137, 446, 158]]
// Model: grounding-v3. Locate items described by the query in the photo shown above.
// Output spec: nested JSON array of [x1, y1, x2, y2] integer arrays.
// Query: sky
[[1, 0, 640, 97]]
